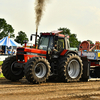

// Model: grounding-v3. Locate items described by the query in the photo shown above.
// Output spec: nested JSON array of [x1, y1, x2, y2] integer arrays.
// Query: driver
[[53, 42, 58, 52], [53, 44, 58, 52]]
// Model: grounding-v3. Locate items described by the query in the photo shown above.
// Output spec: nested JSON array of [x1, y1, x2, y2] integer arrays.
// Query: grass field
[[0, 61, 3, 65], [0, 73, 4, 78], [0, 61, 3, 77]]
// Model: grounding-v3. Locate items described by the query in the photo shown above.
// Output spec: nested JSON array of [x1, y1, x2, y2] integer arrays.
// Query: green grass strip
[[0, 61, 3, 65], [0, 73, 4, 78]]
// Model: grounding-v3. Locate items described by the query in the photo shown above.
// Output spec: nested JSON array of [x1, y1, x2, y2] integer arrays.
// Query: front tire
[[58, 54, 83, 82], [24, 57, 51, 83], [2, 56, 24, 81]]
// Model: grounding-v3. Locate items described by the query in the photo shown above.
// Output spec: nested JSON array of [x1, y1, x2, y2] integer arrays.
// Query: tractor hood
[[16, 47, 47, 63], [17, 47, 46, 55]]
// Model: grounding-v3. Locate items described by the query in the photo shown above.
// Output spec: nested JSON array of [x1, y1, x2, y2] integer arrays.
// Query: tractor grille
[[17, 48, 24, 51], [17, 55, 24, 61]]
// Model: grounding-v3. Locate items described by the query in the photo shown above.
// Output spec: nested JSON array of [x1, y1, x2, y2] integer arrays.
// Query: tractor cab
[[37, 32, 70, 52]]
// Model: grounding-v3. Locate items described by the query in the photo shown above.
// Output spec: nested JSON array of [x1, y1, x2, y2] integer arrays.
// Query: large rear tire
[[80, 57, 89, 81], [94, 66, 100, 78], [2, 56, 24, 81], [24, 57, 51, 83], [58, 54, 83, 82]]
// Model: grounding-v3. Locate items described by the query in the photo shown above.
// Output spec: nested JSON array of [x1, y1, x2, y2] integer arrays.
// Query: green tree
[[58, 27, 80, 48], [15, 31, 29, 45], [0, 18, 15, 39]]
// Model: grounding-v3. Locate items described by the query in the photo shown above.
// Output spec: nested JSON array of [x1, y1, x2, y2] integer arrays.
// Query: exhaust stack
[[35, 28, 38, 48]]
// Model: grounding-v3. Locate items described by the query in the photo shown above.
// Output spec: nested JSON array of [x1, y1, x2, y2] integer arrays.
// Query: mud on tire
[[2, 56, 24, 81], [24, 57, 51, 83], [58, 53, 83, 82]]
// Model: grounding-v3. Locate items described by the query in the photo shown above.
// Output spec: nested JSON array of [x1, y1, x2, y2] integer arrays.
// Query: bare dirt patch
[[0, 65, 100, 100], [0, 77, 100, 100]]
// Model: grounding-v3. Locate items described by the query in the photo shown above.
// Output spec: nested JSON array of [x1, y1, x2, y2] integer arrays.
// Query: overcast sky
[[0, 0, 100, 43]]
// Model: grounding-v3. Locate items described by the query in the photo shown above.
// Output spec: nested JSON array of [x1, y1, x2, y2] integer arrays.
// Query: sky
[[0, 0, 100, 44]]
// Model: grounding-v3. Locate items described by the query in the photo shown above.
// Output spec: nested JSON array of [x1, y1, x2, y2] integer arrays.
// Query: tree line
[[0, 18, 28, 45], [0, 18, 94, 47]]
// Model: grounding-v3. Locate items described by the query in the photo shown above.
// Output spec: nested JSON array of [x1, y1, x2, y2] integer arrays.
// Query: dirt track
[[0, 66, 100, 100], [0, 77, 100, 100]]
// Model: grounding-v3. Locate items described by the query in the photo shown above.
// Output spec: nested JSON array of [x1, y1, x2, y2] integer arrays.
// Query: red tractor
[[2, 32, 89, 83]]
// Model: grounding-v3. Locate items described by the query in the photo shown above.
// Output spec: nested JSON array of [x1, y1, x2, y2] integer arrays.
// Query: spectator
[[12, 49, 15, 55], [8, 49, 11, 55], [0, 49, 4, 54]]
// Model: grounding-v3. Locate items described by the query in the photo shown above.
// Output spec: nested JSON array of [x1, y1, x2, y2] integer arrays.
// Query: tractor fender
[[60, 50, 78, 56]]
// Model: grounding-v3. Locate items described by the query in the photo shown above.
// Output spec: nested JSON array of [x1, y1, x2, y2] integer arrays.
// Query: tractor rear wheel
[[58, 53, 83, 82], [24, 57, 51, 83], [2, 56, 24, 81]]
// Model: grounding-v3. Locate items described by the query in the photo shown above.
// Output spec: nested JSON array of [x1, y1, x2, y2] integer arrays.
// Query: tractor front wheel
[[2, 56, 24, 81], [24, 57, 51, 83]]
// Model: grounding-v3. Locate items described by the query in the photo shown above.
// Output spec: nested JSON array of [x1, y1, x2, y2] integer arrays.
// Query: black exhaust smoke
[[35, 0, 46, 30], [34, 0, 49, 48]]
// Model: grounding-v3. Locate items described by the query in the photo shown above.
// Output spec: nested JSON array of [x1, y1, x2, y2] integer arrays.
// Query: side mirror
[[30, 35, 32, 41], [30, 34, 39, 41], [55, 36, 58, 41]]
